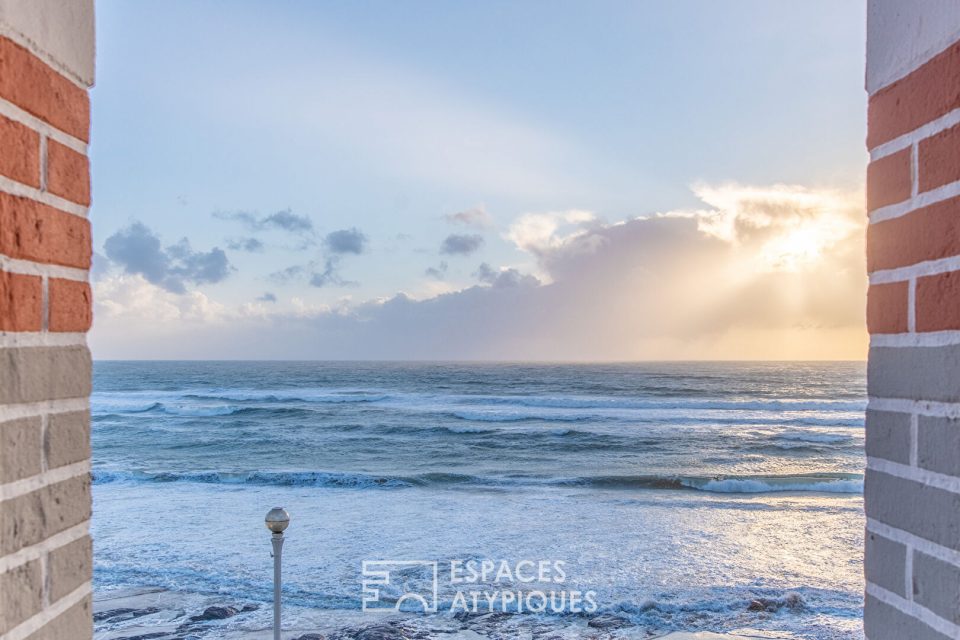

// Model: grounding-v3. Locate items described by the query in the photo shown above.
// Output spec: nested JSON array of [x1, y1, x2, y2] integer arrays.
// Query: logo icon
[[361, 560, 439, 613]]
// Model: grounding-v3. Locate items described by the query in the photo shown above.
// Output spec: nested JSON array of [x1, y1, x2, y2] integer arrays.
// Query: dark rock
[[94, 607, 136, 622], [354, 625, 406, 640], [189, 605, 239, 621], [94, 607, 161, 623], [586, 614, 631, 629], [325, 619, 437, 640], [748, 598, 776, 612], [290, 635, 325, 640], [114, 634, 176, 640], [747, 593, 806, 613], [241, 603, 260, 612]]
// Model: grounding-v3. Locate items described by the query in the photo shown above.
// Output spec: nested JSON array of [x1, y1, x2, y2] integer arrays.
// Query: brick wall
[[0, 2, 95, 639], [865, 2, 960, 638]]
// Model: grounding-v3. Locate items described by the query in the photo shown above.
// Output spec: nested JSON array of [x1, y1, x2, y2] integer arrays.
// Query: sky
[[89, 0, 869, 360]]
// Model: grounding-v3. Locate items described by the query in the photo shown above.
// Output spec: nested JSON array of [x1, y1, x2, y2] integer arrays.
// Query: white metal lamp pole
[[265, 507, 291, 640]]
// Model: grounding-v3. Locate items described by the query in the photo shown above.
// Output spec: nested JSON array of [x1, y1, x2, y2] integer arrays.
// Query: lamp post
[[265, 507, 290, 640]]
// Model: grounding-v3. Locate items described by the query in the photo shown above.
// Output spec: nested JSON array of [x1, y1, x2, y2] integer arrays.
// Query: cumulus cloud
[[441, 233, 484, 256], [91, 183, 868, 361], [95, 273, 228, 325], [257, 292, 277, 303], [445, 206, 493, 229], [102, 222, 233, 294], [324, 228, 368, 254], [504, 210, 596, 257], [686, 183, 861, 273], [227, 237, 265, 252]]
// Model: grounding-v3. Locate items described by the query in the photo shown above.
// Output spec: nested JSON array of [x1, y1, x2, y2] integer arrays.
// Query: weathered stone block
[[864, 594, 952, 640], [0, 416, 42, 483], [912, 550, 960, 625], [23, 593, 92, 640], [0, 558, 43, 634], [865, 531, 907, 597], [917, 415, 960, 477], [47, 535, 91, 603], [0, 474, 90, 555], [865, 469, 960, 551], [45, 410, 90, 469], [0, 346, 91, 404], [866, 409, 911, 465], [868, 345, 960, 402]]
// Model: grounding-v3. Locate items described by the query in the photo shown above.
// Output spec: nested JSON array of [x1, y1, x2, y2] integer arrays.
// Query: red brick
[[48, 278, 91, 332], [917, 271, 960, 332], [919, 123, 960, 193], [867, 282, 910, 334], [867, 196, 960, 272], [0, 271, 41, 331], [868, 148, 912, 210], [46, 140, 90, 205], [0, 36, 89, 142], [0, 191, 91, 269], [0, 114, 39, 187], [868, 41, 960, 149]]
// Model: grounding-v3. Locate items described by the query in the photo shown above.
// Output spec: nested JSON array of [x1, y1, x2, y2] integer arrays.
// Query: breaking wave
[[92, 469, 863, 494]]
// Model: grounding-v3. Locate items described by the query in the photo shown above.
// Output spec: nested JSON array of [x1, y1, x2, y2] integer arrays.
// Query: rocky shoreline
[[93, 587, 801, 640]]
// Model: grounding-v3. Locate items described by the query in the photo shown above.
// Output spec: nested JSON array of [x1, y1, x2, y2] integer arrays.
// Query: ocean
[[91, 361, 866, 639]]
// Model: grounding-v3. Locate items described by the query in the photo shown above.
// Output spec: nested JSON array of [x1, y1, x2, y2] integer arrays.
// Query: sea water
[[91, 361, 865, 638]]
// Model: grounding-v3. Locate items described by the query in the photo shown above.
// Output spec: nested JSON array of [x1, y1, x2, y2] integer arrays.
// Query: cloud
[[264, 210, 313, 233], [270, 257, 359, 289], [102, 222, 233, 294], [445, 206, 493, 229], [473, 262, 497, 284], [324, 228, 368, 255], [94, 273, 227, 326], [227, 237, 265, 252], [91, 183, 868, 361], [425, 261, 448, 279], [441, 233, 484, 256], [504, 210, 596, 257], [91, 251, 112, 281], [496, 269, 540, 288], [686, 182, 861, 273], [257, 292, 277, 303], [214, 210, 315, 249], [473, 263, 539, 288], [309, 257, 356, 288], [269, 264, 305, 284]]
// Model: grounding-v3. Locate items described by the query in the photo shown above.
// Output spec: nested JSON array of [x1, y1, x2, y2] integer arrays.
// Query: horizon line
[[91, 358, 868, 364]]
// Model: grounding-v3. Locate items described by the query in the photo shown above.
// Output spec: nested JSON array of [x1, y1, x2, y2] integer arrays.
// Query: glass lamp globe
[[265, 506, 290, 533]]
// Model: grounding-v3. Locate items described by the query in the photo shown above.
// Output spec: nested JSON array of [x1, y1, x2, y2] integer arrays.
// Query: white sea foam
[[692, 477, 864, 494], [160, 404, 238, 417], [775, 431, 852, 444]]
